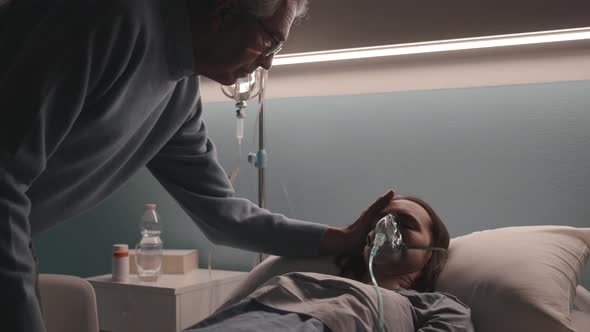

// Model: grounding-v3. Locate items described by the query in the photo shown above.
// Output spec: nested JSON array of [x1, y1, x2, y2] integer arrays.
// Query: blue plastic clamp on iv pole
[[248, 150, 267, 169]]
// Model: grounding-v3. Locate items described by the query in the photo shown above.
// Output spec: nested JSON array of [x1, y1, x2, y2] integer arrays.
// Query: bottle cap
[[113, 244, 128, 252], [146, 203, 157, 209]]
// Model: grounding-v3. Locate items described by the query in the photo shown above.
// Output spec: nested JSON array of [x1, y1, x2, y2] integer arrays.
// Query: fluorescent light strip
[[273, 27, 590, 66]]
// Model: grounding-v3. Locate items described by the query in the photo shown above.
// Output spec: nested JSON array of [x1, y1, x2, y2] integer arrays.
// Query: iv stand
[[221, 68, 268, 266], [257, 83, 266, 210], [247, 70, 268, 265]]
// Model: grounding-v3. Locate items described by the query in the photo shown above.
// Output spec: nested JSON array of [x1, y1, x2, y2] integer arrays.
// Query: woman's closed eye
[[398, 217, 419, 230], [401, 223, 415, 230]]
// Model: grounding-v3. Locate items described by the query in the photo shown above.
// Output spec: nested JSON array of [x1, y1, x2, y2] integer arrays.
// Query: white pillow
[[219, 226, 589, 332], [436, 226, 590, 332]]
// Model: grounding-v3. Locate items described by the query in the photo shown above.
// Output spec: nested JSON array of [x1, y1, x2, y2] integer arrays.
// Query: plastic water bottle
[[135, 203, 163, 282]]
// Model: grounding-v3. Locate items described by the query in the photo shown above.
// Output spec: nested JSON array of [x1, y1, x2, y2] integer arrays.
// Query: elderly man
[[0, 0, 393, 330]]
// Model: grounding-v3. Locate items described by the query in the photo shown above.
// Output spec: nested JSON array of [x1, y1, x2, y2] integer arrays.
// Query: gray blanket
[[186, 299, 330, 332], [188, 272, 473, 332]]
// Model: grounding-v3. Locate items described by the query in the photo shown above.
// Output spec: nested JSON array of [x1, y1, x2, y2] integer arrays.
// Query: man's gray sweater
[[0, 0, 326, 330]]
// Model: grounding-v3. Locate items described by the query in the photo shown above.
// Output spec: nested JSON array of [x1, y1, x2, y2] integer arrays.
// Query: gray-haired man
[[0, 0, 393, 330]]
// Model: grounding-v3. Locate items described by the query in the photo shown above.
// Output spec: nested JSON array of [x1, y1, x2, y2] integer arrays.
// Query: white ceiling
[[283, 0, 590, 53]]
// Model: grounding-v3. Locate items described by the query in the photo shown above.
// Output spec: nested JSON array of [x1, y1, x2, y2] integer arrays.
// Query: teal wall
[[34, 80, 590, 287]]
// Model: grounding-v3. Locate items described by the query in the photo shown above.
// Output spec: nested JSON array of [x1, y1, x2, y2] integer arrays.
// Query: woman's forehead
[[386, 199, 431, 226]]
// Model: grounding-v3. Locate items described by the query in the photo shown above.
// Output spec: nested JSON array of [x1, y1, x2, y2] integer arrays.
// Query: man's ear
[[210, 0, 240, 31]]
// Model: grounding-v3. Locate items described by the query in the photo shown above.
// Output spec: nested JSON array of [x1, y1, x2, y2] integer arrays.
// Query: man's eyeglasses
[[254, 17, 284, 58]]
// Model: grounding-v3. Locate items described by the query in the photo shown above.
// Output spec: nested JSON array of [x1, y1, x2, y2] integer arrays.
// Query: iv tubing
[[370, 245, 385, 332]]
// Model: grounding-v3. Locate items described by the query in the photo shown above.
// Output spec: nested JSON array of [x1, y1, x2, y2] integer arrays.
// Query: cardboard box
[[129, 249, 198, 274]]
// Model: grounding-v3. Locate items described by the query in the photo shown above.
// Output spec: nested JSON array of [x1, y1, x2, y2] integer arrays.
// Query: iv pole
[[257, 80, 266, 209], [248, 69, 268, 265], [221, 68, 269, 265]]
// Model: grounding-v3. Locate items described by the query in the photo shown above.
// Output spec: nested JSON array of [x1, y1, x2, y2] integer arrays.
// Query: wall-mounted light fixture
[[273, 27, 590, 66]]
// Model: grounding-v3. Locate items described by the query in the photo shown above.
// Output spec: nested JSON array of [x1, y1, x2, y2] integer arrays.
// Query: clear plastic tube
[[236, 116, 244, 145], [370, 240, 385, 332]]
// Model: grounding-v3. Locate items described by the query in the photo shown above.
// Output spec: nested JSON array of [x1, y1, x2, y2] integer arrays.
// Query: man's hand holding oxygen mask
[[319, 190, 395, 256]]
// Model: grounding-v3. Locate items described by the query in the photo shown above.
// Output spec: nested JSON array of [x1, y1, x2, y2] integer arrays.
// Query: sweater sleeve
[[0, 2, 145, 331], [147, 95, 327, 257]]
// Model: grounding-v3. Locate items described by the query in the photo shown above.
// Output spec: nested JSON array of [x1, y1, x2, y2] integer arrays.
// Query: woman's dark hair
[[336, 195, 450, 292]]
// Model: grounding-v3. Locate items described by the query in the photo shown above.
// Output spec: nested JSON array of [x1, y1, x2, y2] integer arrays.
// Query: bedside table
[[87, 269, 248, 332]]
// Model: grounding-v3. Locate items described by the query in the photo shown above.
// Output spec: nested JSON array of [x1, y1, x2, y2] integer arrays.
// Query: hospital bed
[[38, 226, 589, 332], [199, 225, 590, 332]]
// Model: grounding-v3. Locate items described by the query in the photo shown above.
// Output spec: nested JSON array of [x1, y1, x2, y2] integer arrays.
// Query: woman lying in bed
[[186, 195, 474, 332], [338, 195, 474, 331]]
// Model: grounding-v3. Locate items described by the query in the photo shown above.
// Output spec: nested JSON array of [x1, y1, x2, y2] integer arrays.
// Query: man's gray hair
[[242, 0, 309, 20]]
